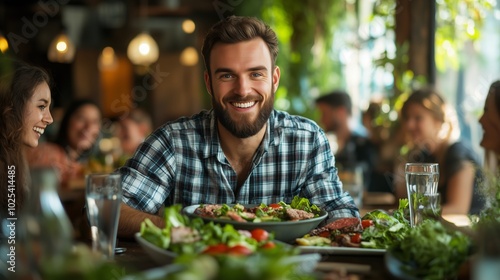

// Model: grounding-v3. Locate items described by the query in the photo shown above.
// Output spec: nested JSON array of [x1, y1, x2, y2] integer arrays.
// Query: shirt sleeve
[[119, 131, 175, 214], [301, 130, 360, 221]]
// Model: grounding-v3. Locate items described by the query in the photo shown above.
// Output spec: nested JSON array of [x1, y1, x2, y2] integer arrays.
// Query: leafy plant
[[435, 0, 495, 72], [236, 0, 346, 119], [361, 198, 410, 249], [473, 169, 500, 226], [389, 219, 471, 280]]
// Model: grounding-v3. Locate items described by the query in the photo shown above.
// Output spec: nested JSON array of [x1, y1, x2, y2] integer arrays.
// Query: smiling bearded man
[[117, 15, 359, 238]]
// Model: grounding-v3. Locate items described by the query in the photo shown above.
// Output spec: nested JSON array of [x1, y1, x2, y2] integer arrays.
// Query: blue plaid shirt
[[120, 109, 359, 221]]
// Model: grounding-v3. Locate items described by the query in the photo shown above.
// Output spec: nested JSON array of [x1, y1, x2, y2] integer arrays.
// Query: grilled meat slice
[[308, 217, 362, 236], [286, 208, 315, 221]]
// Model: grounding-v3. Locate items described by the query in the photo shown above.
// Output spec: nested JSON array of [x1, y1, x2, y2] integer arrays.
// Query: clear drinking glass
[[421, 193, 441, 220], [85, 173, 122, 259], [405, 163, 439, 227]]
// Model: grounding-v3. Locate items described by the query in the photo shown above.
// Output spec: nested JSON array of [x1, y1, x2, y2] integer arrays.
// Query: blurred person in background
[[361, 101, 399, 193], [479, 80, 500, 172], [27, 99, 102, 189], [394, 88, 484, 215], [116, 108, 153, 158], [315, 91, 376, 191], [0, 63, 54, 216]]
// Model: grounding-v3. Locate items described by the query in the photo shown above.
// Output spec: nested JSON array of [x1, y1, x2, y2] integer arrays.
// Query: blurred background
[[0, 0, 499, 161]]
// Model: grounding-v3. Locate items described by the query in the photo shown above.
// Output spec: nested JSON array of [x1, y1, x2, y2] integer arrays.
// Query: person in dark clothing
[[361, 101, 401, 193], [315, 91, 377, 192]]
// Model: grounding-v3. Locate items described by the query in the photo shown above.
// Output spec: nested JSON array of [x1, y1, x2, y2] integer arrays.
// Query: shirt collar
[[205, 109, 282, 160]]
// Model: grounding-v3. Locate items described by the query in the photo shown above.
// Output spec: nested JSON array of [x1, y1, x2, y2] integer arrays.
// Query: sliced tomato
[[361, 219, 374, 229], [227, 245, 253, 256], [261, 241, 276, 249], [202, 244, 229, 255], [250, 228, 269, 242], [269, 203, 282, 209], [350, 233, 361, 243]]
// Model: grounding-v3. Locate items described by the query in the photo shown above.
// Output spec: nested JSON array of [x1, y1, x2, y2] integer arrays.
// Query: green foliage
[[370, 0, 493, 146], [236, 0, 346, 119], [389, 219, 471, 280], [361, 199, 410, 249], [473, 169, 500, 226], [235, 0, 494, 121], [435, 0, 495, 71]]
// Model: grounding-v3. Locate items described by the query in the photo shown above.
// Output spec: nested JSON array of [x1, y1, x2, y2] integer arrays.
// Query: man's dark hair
[[315, 90, 352, 115], [201, 16, 279, 75]]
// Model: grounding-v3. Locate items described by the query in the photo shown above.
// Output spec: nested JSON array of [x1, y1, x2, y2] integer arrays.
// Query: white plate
[[296, 245, 386, 256]]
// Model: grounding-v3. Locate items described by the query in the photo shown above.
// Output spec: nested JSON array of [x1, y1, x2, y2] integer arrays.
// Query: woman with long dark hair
[[0, 63, 54, 217], [27, 99, 102, 188]]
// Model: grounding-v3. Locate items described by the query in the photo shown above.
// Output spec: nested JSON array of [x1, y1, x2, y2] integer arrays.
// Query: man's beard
[[212, 85, 275, 139]]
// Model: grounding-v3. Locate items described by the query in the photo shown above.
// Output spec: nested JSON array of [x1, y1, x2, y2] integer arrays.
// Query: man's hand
[[118, 203, 165, 239]]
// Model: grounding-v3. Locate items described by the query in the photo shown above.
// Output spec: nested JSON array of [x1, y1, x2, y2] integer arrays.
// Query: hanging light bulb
[[0, 32, 8, 53], [127, 32, 159, 66], [127, 0, 159, 67], [47, 32, 75, 63], [98, 46, 118, 70]]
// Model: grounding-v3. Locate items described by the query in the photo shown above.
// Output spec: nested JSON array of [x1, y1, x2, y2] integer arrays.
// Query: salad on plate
[[135, 204, 319, 280], [296, 199, 411, 249], [193, 196, 323, 223], [139, 205, 280, 256]]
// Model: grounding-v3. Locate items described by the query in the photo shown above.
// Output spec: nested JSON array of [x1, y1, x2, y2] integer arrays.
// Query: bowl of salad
[[182, 196, 328, 243], [136, 204, 290, 265]]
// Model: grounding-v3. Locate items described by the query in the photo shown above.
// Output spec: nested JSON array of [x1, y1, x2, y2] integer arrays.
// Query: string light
[[98, 46, 118, 70], [47, 32, 75, 63], [127, 32, 159, 66], [180, 46, 198, 66], [0, 32, 9, 53], [182, 19, 195, 34]]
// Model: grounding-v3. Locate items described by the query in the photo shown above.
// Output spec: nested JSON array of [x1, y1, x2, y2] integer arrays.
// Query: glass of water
[[405, 163, 439, 227], [85, 173, 122, 259]]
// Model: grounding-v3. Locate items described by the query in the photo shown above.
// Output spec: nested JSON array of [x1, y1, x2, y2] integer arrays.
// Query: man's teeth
[[232, 101, 255, 108], [33, 127, 44, 135]]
